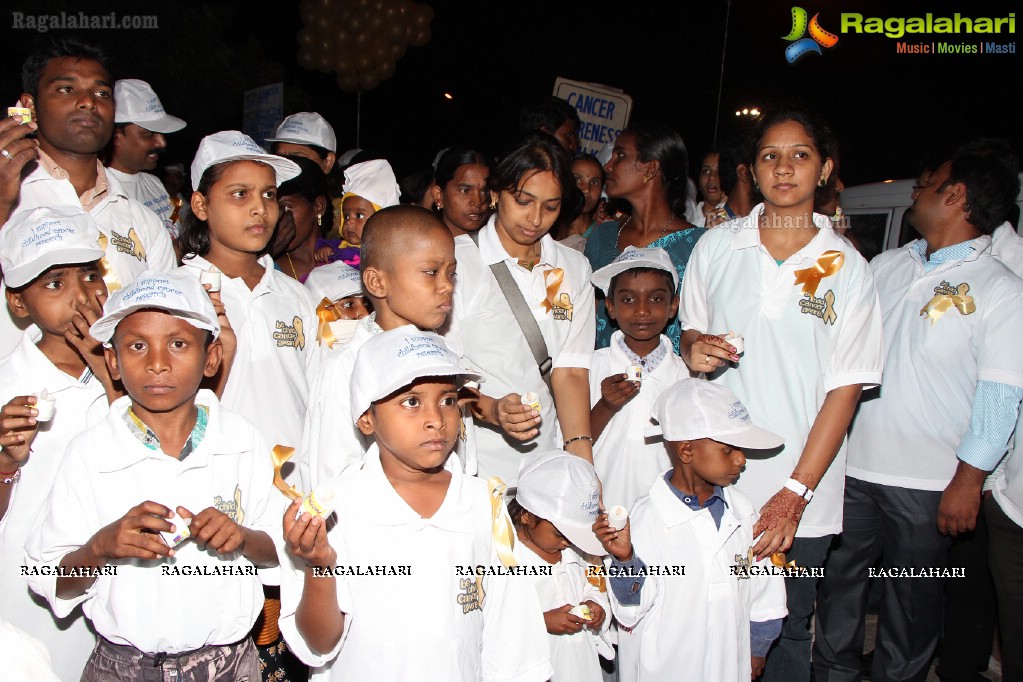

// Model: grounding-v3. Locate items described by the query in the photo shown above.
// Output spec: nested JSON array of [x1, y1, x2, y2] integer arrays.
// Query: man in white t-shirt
[[813, 143, 1023, 682], [107, 79, 187, 238]]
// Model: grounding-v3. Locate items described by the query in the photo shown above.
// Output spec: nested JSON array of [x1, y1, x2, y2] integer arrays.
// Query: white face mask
[[327, 318, 360, 346]]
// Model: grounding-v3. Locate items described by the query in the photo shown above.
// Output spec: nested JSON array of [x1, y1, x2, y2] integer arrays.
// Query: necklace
[[285, 252, 300, 280], [616, 212, 676, 251]]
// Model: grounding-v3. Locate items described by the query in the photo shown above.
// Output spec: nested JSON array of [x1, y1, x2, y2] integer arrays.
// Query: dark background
[[0, 0, 1018, 187]]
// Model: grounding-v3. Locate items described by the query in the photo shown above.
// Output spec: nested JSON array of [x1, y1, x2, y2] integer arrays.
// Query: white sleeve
[[134, 204, 177, 271], [0, 619, 61, 682], [604, 515, 661, 628], [823, 262, 884, 391], [553, 262, 596, 370], [749, 514, 788, 623], [305, 353, 372, 489], [977, 285, 1023, 387], [588, 350, 606, 408], [678, 238, 711, 333], [480, 566, 553, 682]]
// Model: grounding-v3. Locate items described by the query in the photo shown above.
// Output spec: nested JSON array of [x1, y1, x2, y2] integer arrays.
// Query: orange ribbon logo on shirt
[[488, 477, 518, 568], [315, 298, 343, 349], [271, 445, 302, 501], [793, 250, 845, 297], [540, 268, 573, 321], [94, 234, 122, 293], [920, 282, 975, 325]]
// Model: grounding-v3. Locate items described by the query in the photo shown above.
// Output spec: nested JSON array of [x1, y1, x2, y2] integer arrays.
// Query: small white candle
[[725, 331, 745, 355], [199, 266, 221, 292], [608, 505, 629, 531], [521, 392, 541, 412], [160, 511, 192, 548], [33, 390, 56, 422]]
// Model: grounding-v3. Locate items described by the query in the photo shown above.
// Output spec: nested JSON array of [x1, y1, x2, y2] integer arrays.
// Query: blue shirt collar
[[663, 471, 729, 529]]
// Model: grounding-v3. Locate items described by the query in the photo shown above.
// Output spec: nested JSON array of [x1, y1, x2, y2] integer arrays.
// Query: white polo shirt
[[278, 445, 553, 682], [0, 328, 108, 681], [590, 333, 691, 510], [106, 168, 179, 238], [24, 391, 282, 654], [179, 255, 319, 467], [608, 478, 787, 682], [847, 237, 1023, 491], [679, 205, 883, 537], [0, 161, 177, 357], [446, 217, 595, 485]]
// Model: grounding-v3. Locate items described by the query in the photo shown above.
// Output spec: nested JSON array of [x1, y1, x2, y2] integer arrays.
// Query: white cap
[[337, 148, 364, 166], [265, 112, 337, 153], [305, 261, 363, 303], [342, 159, 401, 209], [350, 326, 480, 422], [0, 206, 105, 288], [516, 450, 605, 556], [113, 79, 186, 133], [590, 246, 679, 295], [90, 270, 220, 343], [190, 131, 301, 191], [646, 378, 783, 450]]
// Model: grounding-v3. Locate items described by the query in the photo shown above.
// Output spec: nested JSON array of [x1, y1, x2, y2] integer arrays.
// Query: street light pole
[[713, 0, 732, 148]]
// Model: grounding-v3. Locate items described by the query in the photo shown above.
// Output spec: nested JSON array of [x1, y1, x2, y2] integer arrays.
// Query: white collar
[[475, 215, 554, 268]]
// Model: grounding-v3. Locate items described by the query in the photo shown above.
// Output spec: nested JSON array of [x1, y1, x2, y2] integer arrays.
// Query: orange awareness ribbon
[[771, 552, 799, 569], [94, 234, 122, 293], [822, 290, 837, 325], [920, 284, 975, 325], [793, 250, 845, 298], [271, 445, 302, 501], [315, 298, 343, 349], [488, 477, 518, 568], [540, 268, 573, 318]]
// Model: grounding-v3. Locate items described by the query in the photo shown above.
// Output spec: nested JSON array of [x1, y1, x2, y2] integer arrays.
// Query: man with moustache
[[107, 79, 187, 238], [0, 37, 176, 356]]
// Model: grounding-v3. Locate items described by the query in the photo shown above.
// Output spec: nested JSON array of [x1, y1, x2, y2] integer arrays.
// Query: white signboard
[[553, 78, 633, 156], [242, 82, 284, 148]]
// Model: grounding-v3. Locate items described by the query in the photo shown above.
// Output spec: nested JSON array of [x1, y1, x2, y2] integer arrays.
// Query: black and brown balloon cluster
[[297, 0, 434, 92]]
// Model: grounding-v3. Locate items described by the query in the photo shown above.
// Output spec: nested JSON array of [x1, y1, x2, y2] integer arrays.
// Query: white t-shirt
[[608, 478, 787, 682], [848, 237, 1023, 491], [589, 333, 690, 510], [0, 328, 108, 681], [679, 206, 884, 536], [0, 163, 177, 356], [24, 391, 282, 654], [178, 255, 319, 473], [0, 618, 60, 682], [106, 168, 179, 238], [446, 218, 595, 485], [278, 445, 553, 682]]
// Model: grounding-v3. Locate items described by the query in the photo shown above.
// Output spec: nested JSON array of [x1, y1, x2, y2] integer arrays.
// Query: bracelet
[[563, 435, 593, 449], [1, 468, 21, 485], [784, 477, 814, 502]]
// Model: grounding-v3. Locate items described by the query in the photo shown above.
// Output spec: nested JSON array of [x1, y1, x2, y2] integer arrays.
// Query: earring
[[818, 178, 827, 188], [642, 176, 651, 184], [435, 202, 442, 211], [316, 213, 322, 226]]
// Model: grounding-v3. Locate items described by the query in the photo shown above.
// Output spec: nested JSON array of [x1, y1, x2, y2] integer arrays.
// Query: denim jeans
[[80, 636, 260, 682]]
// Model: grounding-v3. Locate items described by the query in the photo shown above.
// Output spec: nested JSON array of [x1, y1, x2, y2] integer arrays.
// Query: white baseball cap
[[590, 246, 679, 295], [90, 270, 220, 343], [265, 112, 337, 153], [190, 131, 301, 191], [350, 326, 480, 422], [646, 379, 783, 450], [342, 159, 401, 209], [516, 450, 605, 556], [305, 261, 363, 303], [0, 206, 105, 288], [113, 79, 186, 134]]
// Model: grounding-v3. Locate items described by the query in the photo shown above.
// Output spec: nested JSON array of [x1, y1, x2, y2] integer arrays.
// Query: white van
[[840, 177, 1023, 262]]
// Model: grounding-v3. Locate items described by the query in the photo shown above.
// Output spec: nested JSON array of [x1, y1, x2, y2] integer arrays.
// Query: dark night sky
[[1, 0, 1019, 186]]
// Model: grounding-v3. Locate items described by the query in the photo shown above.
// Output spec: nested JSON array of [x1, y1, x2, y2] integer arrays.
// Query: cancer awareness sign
[[553, 78, 633, 157]]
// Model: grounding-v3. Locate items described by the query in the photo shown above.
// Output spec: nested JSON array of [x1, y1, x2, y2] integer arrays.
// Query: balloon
[[353, 32, 370, 48], [372, 43, 389, 63], [335, 27, 351, 48], [298, 50, 317, 70], [297, 28, 316, 49], [377, 59, 396, 81], [367, 14, 383, 31], [313, 13, 331, 34], [359, 70, 380, 90], [396, 0, 411, 16], [355, 53, 373, 73], [411, 27, 430, 46], [337, 74, 359, 93], [300, 0, 317, 26], [413, 5, 432, 28], [348, 14, 364, 34], [317, 37, 332, 53], [387, 21, 406, 43], [389, 42, 407, 60], [383, 4, 396, 20], [334, 52, 355, 74]]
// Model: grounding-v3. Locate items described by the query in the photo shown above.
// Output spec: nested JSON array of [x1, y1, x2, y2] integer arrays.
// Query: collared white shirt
[[848, 236, 1023, 491], [0, 160, 177, 356], [106, 168, 179, 238], [24, 391, 282, 654], [679, 205, 883, 537], [278, 445, 552, 682], [446, 217, 596, 485], [590, 333, 691, 510], [0, 328, 108, 681], [178, 255, 319, 468], [607, 477, 787, 682]]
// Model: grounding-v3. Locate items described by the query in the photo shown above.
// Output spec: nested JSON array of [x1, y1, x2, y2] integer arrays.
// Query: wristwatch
[[784, 477, 814, 502]]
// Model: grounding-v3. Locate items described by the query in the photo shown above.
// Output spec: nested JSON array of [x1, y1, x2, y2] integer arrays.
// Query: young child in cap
[[511, 449, 614, 681], [594, 378, 788, 682], [589, 246, 692, 511], [301, 205, 478, 489], [304, 260, 370, 350], [279, 326, 552, 682], [24, 269, 282, 682], [315, 159, 402, 268], [0, 206, 118, 679]]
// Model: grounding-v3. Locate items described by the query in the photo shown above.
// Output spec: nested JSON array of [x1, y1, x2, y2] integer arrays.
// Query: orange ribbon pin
[[793, 250, 845, 298], [271, 445, 302, 501]]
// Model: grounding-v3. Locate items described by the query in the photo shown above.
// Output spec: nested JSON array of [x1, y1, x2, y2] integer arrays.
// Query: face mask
[[327, 318, 360, 346]]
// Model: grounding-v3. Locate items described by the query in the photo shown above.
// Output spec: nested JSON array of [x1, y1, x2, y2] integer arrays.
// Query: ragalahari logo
[[783, 7, 839, 63]]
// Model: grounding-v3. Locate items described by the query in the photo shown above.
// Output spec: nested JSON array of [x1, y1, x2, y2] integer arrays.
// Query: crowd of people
[[1, 36, 1022, 682]]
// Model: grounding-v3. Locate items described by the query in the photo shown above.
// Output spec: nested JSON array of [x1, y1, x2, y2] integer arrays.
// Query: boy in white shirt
[[594, 379, 788, 682], [0, 206, 118, 680], [24, 270, 281, 681], [588, 246, 692, 510], [279, 326, 552, 681]]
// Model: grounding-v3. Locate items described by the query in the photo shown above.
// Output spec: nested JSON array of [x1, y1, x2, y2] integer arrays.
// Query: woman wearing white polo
[[679, 106, 883, 682]]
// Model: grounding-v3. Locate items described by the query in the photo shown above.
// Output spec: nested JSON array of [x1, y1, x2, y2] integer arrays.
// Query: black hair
[[507, 498, 533, 530], [278, 156, 335, 238], [519, 96, 580, 136], [607, 266, 677, 298], [625, 123, 691, 217], [815, 144, 842, 212], [572, 152, 604, 182], [717, 129, 756, 196], [400, 167, 434, 205], [751, 103, 836, 167], [360, 205, 450, 272], [22, 37, 110, 98], [433, 147, 490, 190], [270, 141, 332, 162], [488, 132, 576, 205], [942, 138, 1021, 235]]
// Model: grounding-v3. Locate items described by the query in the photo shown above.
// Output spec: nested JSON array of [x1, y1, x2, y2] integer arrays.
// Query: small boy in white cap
[[589, 246, 692, 511], [108, 79, 188, 238], [24, 269, 282, 681], [0, 206, 117, 679], [511, 450, 614, 681], [335, 159, 401, 257], [278, 325, 552, 682], [265, 111, 338, 175], [304, 260, 370, 350], [594, 378, 788, 682]]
